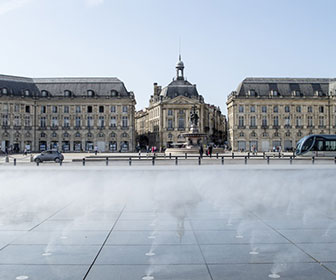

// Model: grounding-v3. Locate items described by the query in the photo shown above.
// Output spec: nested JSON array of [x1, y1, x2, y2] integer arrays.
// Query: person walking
[[199, 145, 204, 158]]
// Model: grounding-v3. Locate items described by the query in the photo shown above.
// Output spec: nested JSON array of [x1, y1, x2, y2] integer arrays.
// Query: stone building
[[0, 75, 136, 153], [227, 77, 336, 152], [135, 57, 226, 150]]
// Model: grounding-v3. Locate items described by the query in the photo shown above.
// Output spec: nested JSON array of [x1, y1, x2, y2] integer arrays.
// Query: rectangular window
[[262, 106, 267, 113], [99, 106, 104, 113], [52, 106, 57, 113], [14, 104, 19, 113], [40, 117, 46, 127], [87, 116, 93, 127], [325, 141, 336, 151], [285, 105, 290, 113], [63, 116, 70, 127], [262, 116, 267, 126], [178, 117, 185, 128], [273, 105, 278, 113], [40, 106, 46, 114], [250, 105, 255, 113], [87, 106, 93, 113], [308, 116, 313, 127], [122, 106, 128, 113], [122, 116, 128, 127], [25, 105, 30, 113], [296, 106, 301, 113], [52, 116, 58, 127], [2, 114, 9, 126], [238, 105, 244, 113], [296, 116, 302, 126], [250, 116, 256, 127], [64, 106, 69, 114], [284, 116, 291, 126], [111, 105, 116, 113], [168, 119, 173, 129], [308, 106, 313, 113], [14, 115, 20, 126], [273, 116, 279, 126], [238, 116, 244, 127], [168, 109, 173, 116], [24, 116, 30, 127], [75, 116, 81, 127], [98, 116, 104, 127], [110, 116, 117, 127], [76, 106, 81, 113], [319, 106, 324, 113], [319, 116, 324, 127]]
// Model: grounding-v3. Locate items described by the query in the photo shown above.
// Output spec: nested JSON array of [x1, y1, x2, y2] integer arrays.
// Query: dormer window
[[24, 90, 30, 97], [41, 90, 48, 97], [87, 90, 94, 97], [64, 90, 71, 97], [315, 90, 323, 96], [2, 88, 8, 94], [271, 90, 279, 96], [111, 90, 118, 97], [248, 89, 257, 97]]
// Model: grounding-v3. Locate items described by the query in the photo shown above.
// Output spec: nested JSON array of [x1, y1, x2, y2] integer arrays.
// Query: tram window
[[301, 137, 314, 152], [325, 140, 336, 151], [313, 139, 324, 151]]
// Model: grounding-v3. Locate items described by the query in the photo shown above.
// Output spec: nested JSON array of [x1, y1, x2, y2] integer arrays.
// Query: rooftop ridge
[[244, 77, 332, 83]]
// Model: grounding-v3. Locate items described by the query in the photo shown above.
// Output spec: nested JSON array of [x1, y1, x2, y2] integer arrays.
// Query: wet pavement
[[0, 166, 336, 279]]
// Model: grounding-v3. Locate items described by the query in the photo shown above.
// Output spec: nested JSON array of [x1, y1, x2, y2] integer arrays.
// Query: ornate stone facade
[[227, 78, 336, 152], [135, 58, 226, 150], [0, 75, 136, 152]]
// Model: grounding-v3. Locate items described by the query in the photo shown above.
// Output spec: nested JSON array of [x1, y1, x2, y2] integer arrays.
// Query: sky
[[1, 0, 336, 114]]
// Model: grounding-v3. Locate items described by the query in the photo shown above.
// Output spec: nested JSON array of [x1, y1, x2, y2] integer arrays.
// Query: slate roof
[[235, 77, 331, 97], [0, 74, 131, 98], [159, 79, 199, 99]]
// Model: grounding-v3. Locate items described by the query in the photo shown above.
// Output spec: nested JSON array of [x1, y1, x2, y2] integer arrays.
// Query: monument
[[165, 105, 206, 154]]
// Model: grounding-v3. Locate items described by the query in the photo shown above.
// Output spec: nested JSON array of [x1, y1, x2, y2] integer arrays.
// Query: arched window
[[87, 90, 94, 97], [75, 132, 81, 138], [41, 90, 48, 97], [2, 88, 8, 94], [64, 90, 71, 97], [122, 132, 128, 138], [111, 90, 118, 97], [110, 132, 116, 138], [24, 89, 30, 97]]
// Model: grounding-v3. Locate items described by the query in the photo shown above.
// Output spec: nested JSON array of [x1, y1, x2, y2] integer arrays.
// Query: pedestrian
[[199, 145, 204, 158], [209, 145, 213, 158]]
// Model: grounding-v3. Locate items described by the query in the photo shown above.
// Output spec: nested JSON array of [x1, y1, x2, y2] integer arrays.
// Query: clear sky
[[1, 0, 336, 114]]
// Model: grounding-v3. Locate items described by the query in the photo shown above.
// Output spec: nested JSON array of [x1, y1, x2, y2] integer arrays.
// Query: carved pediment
[[163, 95, 199, 105]]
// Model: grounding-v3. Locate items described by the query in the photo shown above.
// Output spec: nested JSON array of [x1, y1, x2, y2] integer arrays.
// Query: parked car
[[33, 150, 64, 163]]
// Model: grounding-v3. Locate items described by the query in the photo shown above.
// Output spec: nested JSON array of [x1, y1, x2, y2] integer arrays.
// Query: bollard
[[5, 156, 9, 163], [36, 161, 39, 166], [216, 153, 218, 159], [198, 156, 201, 165], [221, 156, 224, 165], [278, 152, 281, 159], [247, 152, 250, 159], [106, 157, 109, 166], [185, 153, 187, 159], [169, 153, 172, 159], [139, 152, 141, 160], [14, 158, 16, 166], [245, 156, 247, 165], [312, 156, 315, 164], [30, 155, 33, 162], [263, 152, 266, 159], [60, 160, 62, 166], [152, 156, 155, 166], [290, 156, 293, 165], [129, 157, 132, 166], [175, 157, 178, 165], [335, 157, 336, 164], [267, 156, 270, 165], [164, 153, 166, 159], [232, 152, 234, 159], [82, 158, 85, 166]]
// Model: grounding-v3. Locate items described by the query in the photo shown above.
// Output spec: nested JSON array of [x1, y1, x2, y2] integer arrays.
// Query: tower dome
[[176, 55, 184, 80]]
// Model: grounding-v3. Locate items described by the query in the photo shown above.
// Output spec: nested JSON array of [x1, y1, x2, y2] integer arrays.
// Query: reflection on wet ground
[[0, 166, 336, 279]]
